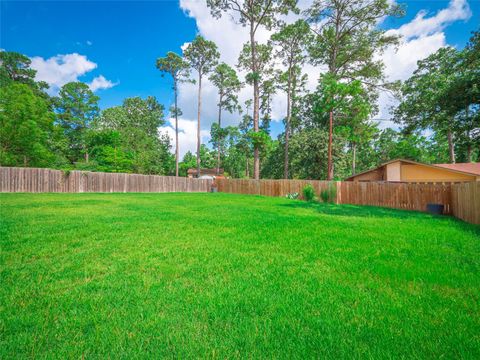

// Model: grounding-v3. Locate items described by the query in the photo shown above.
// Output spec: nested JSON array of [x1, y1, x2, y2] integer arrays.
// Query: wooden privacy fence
[[339, 181, 453, 214], [0, 167, 212, 193], [217, 178, 458, 216], [452, 182, 480, 225], [216, 178, 335, 198], [1, 167, 478, 224]]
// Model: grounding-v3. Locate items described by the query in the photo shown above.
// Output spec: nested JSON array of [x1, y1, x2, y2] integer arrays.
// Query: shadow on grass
[[279, 201, 480, 231]]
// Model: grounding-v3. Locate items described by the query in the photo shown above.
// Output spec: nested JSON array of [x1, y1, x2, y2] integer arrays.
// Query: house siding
[[400, 164, 475, 182]]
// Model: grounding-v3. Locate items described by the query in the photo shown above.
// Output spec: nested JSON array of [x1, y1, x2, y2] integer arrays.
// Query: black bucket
[[427, 203, 444, 215]]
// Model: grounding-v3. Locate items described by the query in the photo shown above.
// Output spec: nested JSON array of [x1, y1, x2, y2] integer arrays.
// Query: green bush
[[302, 184, 316, 202], [320, 183, 337, 203]]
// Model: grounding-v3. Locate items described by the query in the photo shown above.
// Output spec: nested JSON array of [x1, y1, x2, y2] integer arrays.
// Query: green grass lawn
[[1, 193, 479, 358]]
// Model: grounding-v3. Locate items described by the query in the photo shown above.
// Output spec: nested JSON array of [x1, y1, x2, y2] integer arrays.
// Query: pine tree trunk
[[217, 93, 222, 176], [250, 23, 260, 180], [327, 110, 334, 180], [352, 142, 356, 175], [174, 80, 179, 177], [85, 145, 89, 163], [447, 130, 455, 164], [196, 72, 202, 177], [284, 71, 291, 179]]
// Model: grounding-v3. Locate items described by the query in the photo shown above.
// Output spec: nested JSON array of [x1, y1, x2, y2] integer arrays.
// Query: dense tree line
[[1, 0, 478, 179], [0, 52, 174, 174]]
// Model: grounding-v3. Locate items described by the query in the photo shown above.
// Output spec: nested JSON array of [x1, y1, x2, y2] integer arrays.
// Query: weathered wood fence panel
[[452, 182, 480, 224], [338, 181, 453, 214], [216, 178, 334, 198], [217, 178, 455, 215], [0, 167, 212, 193]]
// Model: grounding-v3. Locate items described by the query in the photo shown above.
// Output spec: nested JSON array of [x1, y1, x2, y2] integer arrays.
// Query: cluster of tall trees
[[395, 31, 480, 164], [1, 52, 173, 174], [2, 0, 478, 179], [156, 0, 477, 180]]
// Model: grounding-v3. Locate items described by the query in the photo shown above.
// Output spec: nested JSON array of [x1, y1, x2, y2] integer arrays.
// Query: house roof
[[434, 163, 480, 176], [345, 159, 480, 181]]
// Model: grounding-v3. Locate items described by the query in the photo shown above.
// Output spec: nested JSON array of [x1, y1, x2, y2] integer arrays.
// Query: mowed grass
[[1, 193, 479, 359]]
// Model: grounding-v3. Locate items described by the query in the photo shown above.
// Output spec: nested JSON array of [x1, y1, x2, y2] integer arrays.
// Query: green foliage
[[184, 35, 220, 76], [178, 146, 217, 176], [320, 183, 337, 203], [238, 42, 273, 86], [0, 83, 56, 167], [179, 151, 197, 177], [395, 33, 480, 162], [209, 62, 243, 115], [248, 129, 271, 150], [207, 0, 299, 31], [94, 96, 173, 175], [54, 82, 100, 163], [0, 51, 49, 95], [156, 52, 190, 86], [302, 183, 316, 201]]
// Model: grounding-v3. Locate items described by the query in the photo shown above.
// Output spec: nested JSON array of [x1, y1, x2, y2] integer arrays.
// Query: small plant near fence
[[302, 184, 316, 202], [320, 183, 337, 203], [286, 192, 299, 200]]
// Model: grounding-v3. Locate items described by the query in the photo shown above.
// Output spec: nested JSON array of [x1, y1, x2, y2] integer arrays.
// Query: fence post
[[336, 181, 341, 204]]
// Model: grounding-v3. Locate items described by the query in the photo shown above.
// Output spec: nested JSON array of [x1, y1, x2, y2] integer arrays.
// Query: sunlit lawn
[[1, 193, 479, 358]]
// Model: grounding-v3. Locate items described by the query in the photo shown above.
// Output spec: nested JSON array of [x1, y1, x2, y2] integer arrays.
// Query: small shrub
[[320, 183, 337, 203], [302, 184, 316, 202], [286, 192, 299, 200]]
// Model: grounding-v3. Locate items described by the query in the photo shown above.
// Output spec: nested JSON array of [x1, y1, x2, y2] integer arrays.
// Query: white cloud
[[376, 0, 472, 124], [172, 0, 472, 155], [86, 40, 93, 46], [88, 75, 118, 92], [385, 0, 471, 41], [30, 53, 117, 94], [159, 117, 211, 158]]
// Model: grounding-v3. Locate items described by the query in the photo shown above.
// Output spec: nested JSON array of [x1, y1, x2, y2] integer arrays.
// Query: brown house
[[187, 168, 224, 178], [346, 159, 480, 182]]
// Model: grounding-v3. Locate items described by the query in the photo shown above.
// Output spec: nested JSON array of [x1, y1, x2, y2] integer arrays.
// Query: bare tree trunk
[[196, 72, 202, 178], [217, 93, 222, 176], [250, 23, 260, 180], [84, 144, 89, 163], [246, 157, 249, 178], [447, 130, 455, 164], [284, 70, 291, 179], [174, 81, 179, 177], [327, 110, 334, 180], [352, 142, 356, 175], [326, 8, 340, 182], [465, 107, 471, 163]]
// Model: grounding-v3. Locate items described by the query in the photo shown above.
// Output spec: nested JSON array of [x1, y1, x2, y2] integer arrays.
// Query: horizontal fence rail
[[0, 167, 212, 193]]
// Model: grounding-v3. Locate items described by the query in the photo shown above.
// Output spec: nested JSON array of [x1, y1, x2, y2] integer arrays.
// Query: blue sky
[[1, 1, 198, 109], [1, 0, 479, 155]]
